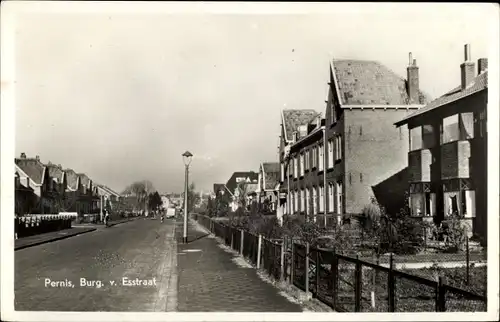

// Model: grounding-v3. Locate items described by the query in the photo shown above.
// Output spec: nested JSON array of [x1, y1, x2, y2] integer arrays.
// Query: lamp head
[[182, 151, 193, 166]]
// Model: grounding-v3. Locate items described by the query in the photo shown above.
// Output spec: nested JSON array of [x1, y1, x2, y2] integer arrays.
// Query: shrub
[[439, 212, 468, 252]]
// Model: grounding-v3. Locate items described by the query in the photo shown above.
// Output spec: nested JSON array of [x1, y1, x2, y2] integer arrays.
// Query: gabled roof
[[395, 71, 488, 127], [15, 158, 46, 185], [261, 162, 280, 190], [46, 164, 65, 184], [64, 169, 80, 190], [281, 109, 319, 142], [96, 184, 121, 197], [331, 59, 431, 106], [226, 171, 259, 193], [78, 173, 92, 188]]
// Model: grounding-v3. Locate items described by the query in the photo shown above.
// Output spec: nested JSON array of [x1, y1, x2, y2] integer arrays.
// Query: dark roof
[[395, 71, 488, 126], [262, 162, 280, 190], [96, 184, 121, 197], [46, 164, 64, 184], [332, 59, 430, 106], [78, 173, 91, 188], [15, 158, 45, 185], [226, 171, 259, 193], [282, 109, 319, 142], [65, 169, 79, 190], [213, 183, 225, 194]]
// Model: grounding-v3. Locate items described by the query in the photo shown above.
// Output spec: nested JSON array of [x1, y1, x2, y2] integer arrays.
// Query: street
[[15, 218, 177, 311]]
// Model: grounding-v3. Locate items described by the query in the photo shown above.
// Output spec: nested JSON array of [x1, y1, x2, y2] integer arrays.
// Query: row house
[[256, 162, 280, 211], [96, 184, 122, 213], [14, 153, 110, 217], [395, 44, 488, 241], [15, 154, 59, 214], [280, 54, 431, 224]]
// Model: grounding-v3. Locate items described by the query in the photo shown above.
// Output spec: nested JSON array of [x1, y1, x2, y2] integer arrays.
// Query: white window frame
[[280, 163, 284, 182], [294, 156, 298, 178], [294, 190, 299, 213], [312, 186, 318, 215], [328, 183, 334, 212], [300, 153, 305, 177], [318, 143, 324, 171], [305, 188, 310, 215], [335, 135, 342, 160], [319, 186, 324, 213], [300, 189, 305, 212], [305, 150, 309, 170], [328, 140, 334, 168], [336, 181, 343, 214]]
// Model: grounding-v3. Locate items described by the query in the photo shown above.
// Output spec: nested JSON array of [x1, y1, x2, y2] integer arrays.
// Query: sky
[[11, 2, 495, 194]]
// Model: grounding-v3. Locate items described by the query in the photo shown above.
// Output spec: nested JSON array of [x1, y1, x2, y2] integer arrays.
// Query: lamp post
[[182, 151, 193, 244]]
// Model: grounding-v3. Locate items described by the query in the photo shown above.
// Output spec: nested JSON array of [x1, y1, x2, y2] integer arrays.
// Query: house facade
[[280, 54, 430, 224], [257, 162, 280, 211], [64, 168, 84, 215], [395, 44, 488, 241], [46, 163, 68, 212], [225, 172, 259, 211], [15, 154, 59, 214], [96, 184, 122, 213], [15, 169, 37, 216]]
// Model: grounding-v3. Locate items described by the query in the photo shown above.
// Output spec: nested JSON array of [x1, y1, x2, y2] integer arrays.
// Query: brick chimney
[[407, 52, 420, 104], [460, 44, 475, 89], [478, 58, 488, 74], [20, 152, 26, 159]]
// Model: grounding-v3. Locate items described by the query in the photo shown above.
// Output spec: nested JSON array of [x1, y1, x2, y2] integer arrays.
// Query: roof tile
[[15, 158, 45, 185], [332, 59, 431, 106], [282, 109, 319, 141]]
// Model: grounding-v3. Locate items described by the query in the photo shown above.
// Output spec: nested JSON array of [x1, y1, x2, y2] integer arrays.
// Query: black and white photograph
[[1, 2, 499, 321]]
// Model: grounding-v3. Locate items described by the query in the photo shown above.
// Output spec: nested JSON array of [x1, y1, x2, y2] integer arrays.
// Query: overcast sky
[[12, 3, 494, 193]]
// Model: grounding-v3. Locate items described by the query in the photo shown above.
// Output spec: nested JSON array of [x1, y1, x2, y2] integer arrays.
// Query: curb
[[15, 228, 97, 251]]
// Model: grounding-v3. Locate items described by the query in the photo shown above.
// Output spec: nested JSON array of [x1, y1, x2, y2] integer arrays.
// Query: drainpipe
[[287, 158, 291, 217]]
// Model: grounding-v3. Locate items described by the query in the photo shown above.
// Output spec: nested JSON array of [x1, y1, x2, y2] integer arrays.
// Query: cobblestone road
[[15, 218, 177, 311]]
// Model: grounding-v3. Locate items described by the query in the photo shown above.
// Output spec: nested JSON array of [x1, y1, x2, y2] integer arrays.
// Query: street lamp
[[182, 150, 193, 243]]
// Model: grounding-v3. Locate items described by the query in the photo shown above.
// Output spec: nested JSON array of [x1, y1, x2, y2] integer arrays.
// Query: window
[[294, 157, 298, 178], [300, 153, 305, 177], [300, 189, 305, 212], [442, 114, 460, 143], [305, 149, 309, 170], [460, 113, 474, 140], [312, 187, 318, 214], [280, 163, 284, 182], [319, 143, 324, 171], [328, 183, 334, 212], [336, 181, 343, 214], [335, 135, 342, 160], [294, 190, 299, 212], [305, 188, 310, 215], [312, 147, 317, 168], [422, 125, 435, 149], [410, 126, 423, 151], [328, 140, 334, 168], [319, 186, 324, 212]]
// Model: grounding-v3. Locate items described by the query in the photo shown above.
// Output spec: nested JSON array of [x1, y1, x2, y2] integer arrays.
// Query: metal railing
[[194, 214, 487, 312]]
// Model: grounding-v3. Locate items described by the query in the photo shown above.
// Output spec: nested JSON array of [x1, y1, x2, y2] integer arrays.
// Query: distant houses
[[210, 43, 489, 241], [14, 153, 122, 217]]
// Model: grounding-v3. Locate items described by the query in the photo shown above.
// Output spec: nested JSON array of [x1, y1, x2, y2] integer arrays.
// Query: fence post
[[257, 234, 263, 269], [332, 247, 338, 310], [231, 228, 234, 250], [388, 253, 395, 312], [315, 248, 320, 297], [305, 242, 310, 296], [290, 240, 295, 284], [280, 238, 285, 281], [466, 237, 470, 285], [240, 229, 244, 255], [437, 276, 447, 312], [354, 255, 362, 312]]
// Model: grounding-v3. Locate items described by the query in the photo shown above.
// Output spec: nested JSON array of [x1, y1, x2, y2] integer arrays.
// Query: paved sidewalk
[[176, 220, 302, 312], [15, 227, 96, 250]]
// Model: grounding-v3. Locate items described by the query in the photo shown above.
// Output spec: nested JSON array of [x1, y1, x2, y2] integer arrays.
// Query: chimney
[[407, 52, 420, 104], [35, 155, 40, 161], [20, 152, 26, 159], [58, 164, 62, 169], [478, 58, 488, 74], [460, 44, 475, 89]]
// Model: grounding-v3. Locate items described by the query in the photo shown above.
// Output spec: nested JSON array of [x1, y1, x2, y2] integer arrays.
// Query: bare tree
[[122, 180, 156, 212]]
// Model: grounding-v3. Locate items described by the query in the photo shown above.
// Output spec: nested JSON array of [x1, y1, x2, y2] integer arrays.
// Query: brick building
[[395, 44, 488, 241], [256, 162, 280, 211], [279, 54, 431, 223]]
